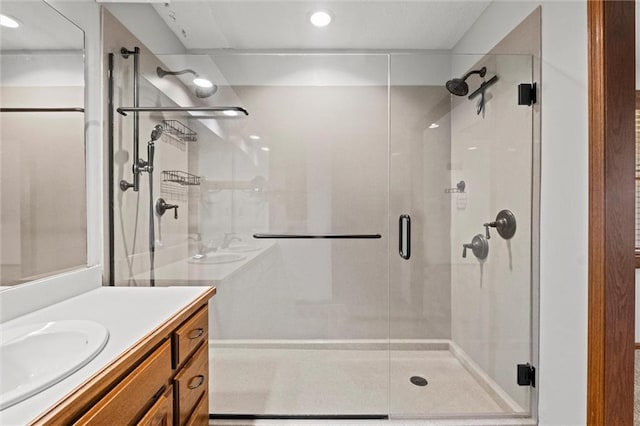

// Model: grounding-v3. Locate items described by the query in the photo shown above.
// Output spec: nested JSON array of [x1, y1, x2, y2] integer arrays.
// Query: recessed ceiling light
[[428, 123, 439, 129], [468, 146, 478, 151], [223, 110, 240, 117], [0, 14, 20, 29], [193, 77, 213, 88], [249, 135, 261, 140], [260, 146, 270, 152], [310, 11, 332, 27]]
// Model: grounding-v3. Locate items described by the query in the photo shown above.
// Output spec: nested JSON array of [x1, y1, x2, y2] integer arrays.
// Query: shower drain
[[410, 376, 428, 387]]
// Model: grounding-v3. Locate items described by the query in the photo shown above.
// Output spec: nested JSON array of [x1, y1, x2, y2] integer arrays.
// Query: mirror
[[0, 1, 86, 287]]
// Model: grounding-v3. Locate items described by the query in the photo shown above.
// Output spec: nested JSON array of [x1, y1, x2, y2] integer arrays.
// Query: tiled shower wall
[[104, 10, 192, 286], [449, 9, 540, 412]]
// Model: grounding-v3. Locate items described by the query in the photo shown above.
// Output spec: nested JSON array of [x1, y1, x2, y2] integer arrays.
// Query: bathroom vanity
[[0, 286, 215, 425]]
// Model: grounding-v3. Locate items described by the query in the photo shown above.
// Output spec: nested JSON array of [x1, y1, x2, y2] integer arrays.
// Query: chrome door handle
[[399, 215, 410, 260]]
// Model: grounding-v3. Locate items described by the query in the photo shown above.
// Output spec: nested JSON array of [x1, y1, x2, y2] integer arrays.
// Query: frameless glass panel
[[389, 53, 534, 418], [0, 1, 86, 286], [202, 54, 390, 416]]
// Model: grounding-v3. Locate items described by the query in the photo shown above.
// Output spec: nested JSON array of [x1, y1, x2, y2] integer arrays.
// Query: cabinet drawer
[[174, 343, 208, 425], [75, 340, 172, 425], [137, 386, 173, 426], [173, 307, 208, 369], [184, 393, 208, 426]]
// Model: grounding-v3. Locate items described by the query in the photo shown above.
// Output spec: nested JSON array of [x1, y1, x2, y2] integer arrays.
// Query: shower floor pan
[[209, 340, 525, 418]]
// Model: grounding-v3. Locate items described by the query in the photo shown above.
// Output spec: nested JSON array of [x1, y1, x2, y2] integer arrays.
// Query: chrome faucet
[[222, 233, 242, 248], [193, 240, 216, 259]]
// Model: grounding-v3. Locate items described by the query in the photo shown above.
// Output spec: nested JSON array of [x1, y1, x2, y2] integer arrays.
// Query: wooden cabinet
[[174, 343, 208, 425], [76, 341, 172, 424], [138, 386, 173, 426], [33, 288, 215, 426]]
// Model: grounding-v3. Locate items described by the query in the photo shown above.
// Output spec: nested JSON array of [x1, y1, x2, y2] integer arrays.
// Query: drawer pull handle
[[188, 375, 205, 389], [188, 328, 204, 339]]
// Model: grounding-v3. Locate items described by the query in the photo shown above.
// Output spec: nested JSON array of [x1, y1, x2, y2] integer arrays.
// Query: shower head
[[150, 124, 163, 143], [157, 66, 218, 98], [446, 78, 469, 96], [446, 66, 487, 96]]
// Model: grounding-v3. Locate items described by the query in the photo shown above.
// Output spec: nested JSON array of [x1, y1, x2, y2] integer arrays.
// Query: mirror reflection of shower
[[156, 66, 218, 98]]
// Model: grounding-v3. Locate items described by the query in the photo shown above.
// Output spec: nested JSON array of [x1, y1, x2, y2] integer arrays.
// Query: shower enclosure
[[108, 27, 538, 419]]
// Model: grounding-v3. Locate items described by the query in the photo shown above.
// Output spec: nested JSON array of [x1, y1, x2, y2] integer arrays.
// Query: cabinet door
[[173, 307, 208, 369], [75, 341, 172, 425], [174, 343, 208, 425], [184, 393, 208, 426], [138, 386, 174, 426]]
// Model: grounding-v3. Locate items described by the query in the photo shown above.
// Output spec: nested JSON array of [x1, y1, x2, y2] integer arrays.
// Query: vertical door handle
[[399, 215, 411, 260]]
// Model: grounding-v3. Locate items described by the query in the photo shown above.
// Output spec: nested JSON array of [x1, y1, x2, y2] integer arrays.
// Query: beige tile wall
[[104, 10, 192, 286]]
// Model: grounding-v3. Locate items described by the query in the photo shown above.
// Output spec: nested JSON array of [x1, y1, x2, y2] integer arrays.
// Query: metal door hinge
[[517, 363, 536, 387], [518, 83, 537, 106]]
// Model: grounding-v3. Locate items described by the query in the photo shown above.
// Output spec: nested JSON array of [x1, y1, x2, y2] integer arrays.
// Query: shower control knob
[[462, 234, 489, 260], [155, 198, 179, 220], [483, 209, 516, 240]]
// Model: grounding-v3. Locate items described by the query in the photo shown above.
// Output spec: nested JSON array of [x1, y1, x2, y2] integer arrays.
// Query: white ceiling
[[0, 1, 84, 51], [152, 1, 492, 51]]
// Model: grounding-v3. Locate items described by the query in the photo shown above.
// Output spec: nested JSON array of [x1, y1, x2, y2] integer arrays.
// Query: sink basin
[[0, 320, 109, 410], [188, 253, 246, 264], [219, 243, 262, 253]]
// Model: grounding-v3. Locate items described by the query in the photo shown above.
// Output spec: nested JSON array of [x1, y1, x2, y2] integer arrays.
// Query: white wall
[[454, 2, 588, 425]]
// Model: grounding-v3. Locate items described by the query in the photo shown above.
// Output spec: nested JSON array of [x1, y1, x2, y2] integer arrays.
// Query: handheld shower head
[[446, 67, 487, 96], [150, 124, 163, 142]]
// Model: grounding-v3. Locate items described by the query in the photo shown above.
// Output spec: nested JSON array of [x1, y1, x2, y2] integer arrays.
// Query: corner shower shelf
[[162, 170, 201, 186], [162, 120, 197, 143]]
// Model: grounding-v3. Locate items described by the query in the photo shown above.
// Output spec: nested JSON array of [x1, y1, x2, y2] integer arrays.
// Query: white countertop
[[0, 286, 211, 425], [135, 242, 275, 285]]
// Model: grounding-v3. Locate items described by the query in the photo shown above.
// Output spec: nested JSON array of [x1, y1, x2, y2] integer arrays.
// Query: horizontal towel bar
[[116, 106, 248, 117], [253, 234, 382, 239], [1, 107, 84, 113]]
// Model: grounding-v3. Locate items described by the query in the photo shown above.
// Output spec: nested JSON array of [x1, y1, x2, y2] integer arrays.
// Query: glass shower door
[[197, 54, 392, 417], [389, 53, 536, 418]]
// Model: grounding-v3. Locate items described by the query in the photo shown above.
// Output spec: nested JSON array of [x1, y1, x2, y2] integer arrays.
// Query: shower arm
[[157, 67, 198, 79], [461, 67, 486, 81]]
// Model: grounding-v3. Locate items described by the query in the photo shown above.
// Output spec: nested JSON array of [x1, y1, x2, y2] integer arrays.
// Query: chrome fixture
[[119, 47, 141, 192], [222, 233, 242, 249], [446, 67, 486, 96], [483, 209, 517, 240], [469, 75, 499, 116], [445, 180, 466, 194], [446, 67, 499, 116], [462, 234, 489, 260], [116, 106, 248, 117], [253, 234, 382, 239], [399, 215, 410, 260], [120, 124, 163, 191], [155, 198, 179, 219], [157, 66, 218, 98]]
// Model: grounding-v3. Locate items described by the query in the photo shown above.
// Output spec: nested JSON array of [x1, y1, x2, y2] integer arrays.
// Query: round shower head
[[446, 67, 487, 97], [195, 84, 219, 98], [150, 124, 164, 142], [446, 78, 469, 96]]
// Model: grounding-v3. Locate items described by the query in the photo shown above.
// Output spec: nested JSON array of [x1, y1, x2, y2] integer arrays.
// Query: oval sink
[[219, 243, 262, 253], [0, 320, 109, 410], [188, 253, 246, 264]]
